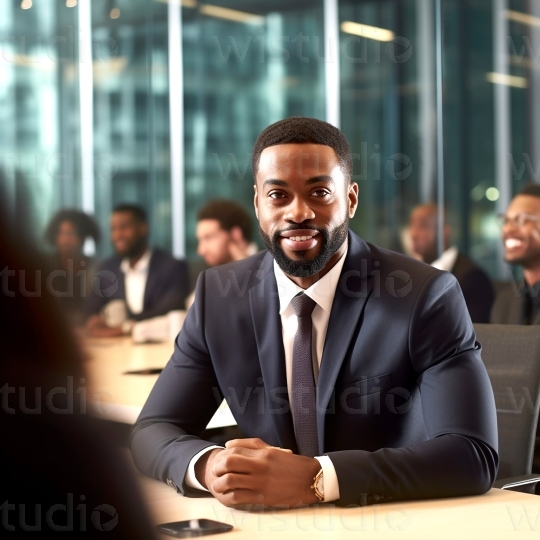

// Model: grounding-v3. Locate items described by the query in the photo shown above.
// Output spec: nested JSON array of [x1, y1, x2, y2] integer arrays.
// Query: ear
[[253, 184, 259, 220], [230, 226, 243, 243], [348, 182, 359, 218]]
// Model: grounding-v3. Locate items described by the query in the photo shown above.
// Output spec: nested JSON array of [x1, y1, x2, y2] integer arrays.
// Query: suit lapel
[[249, 252, 298, 452], [317, 232, 374, 452]]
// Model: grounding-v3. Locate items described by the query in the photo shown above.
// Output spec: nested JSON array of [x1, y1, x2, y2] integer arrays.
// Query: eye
[[268, 190, 287, 199], [312, 189, 331, 197]]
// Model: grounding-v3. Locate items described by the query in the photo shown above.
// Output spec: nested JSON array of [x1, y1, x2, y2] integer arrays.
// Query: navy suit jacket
[[130, 231, 498, 506], [83, 247, 189, 321]]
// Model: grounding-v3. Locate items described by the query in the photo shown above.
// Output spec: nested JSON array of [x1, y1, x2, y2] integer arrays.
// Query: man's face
[[254, 143, 358, 278], [502, 195, 540, 268], [196, 219, 234, 267], [409, 207, 438, 262], [110, 211, 148, 258]]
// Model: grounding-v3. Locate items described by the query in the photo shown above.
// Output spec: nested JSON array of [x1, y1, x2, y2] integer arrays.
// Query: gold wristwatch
[[311, 469, 324, 501]]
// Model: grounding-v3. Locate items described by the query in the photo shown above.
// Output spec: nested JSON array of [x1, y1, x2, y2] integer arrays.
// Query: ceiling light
[[21, 0, 32, 9], [486, 72, 528, 88], [200, 4, 264, 25], [340, 21, 395, 42], [110, 7, 120, 19], [507, 10, 540, 28], [66, 0, 77, 7], [154, 0, 198, 7]]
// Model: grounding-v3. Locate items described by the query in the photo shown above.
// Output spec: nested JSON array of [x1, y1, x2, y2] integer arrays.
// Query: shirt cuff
[[185, 445, 223, 492], [314, 455, 340, 502]]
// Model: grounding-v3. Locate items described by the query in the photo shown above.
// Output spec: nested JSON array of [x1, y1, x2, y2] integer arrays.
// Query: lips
[[280, 229, 319, 251]]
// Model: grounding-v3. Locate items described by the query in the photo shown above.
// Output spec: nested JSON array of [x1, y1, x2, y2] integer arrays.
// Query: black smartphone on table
[[156, 519, 233, 537]]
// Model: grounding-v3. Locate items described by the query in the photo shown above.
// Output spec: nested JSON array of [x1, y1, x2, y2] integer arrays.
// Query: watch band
[[311, 468, 324, 501]]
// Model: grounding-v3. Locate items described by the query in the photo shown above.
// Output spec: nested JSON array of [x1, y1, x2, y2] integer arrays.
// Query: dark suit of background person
[[409, 204, 494, 323], [131, 117, 498, 508], [84, 247, 189, 321], [0, 199, 157, 538], [491, 183, 540, 326], [83, 204, 189, 337]]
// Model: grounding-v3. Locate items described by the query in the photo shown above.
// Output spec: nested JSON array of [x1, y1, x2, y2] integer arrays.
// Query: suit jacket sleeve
[[130, 272, 222, 497], [327, 271, 499, 506]]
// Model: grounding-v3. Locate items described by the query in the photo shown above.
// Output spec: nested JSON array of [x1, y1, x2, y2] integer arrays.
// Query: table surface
[[84, 337, 235, 429], [137, 469, 540, 539]]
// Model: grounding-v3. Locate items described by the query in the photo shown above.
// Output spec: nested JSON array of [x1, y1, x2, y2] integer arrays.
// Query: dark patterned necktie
[[290, 292, 318, 457]]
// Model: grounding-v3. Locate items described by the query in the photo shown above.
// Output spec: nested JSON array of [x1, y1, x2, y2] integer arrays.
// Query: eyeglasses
[[497, 212, 540, 228]]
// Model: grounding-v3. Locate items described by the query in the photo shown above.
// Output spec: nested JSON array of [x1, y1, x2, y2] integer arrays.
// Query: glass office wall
[[1, 0, 538, 279]]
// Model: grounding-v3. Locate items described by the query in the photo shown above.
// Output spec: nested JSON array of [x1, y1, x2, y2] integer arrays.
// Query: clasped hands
[[194, 438, 321, 508]]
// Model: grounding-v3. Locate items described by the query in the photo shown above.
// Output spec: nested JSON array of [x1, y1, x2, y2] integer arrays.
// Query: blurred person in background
[[185, 199, 257, 309], [196, 199, 257, 267], [0, 198, 157, 538], [409, 203, 494, 323], [491, 183, 540, 324], [43, 209, 101, 325], [83, 204, 189, 337]]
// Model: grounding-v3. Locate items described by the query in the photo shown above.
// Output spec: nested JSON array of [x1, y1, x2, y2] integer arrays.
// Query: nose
[[284, 196, 315, 224]]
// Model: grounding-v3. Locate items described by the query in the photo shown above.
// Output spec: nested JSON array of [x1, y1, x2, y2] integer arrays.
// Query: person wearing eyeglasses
[[408, 203, 494, 323], [491, 183, 540, 325]]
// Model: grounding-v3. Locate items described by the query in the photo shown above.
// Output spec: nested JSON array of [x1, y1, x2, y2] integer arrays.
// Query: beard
[[259, 218, 349, 278]]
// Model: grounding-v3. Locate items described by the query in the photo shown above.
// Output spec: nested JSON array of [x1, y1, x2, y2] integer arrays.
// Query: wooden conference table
[[137, 470, 540, 539], [84, 336, 235, 429]]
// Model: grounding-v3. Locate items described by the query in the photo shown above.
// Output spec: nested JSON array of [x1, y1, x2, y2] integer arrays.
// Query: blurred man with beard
[[491, 183, 540, 324], [131, 117, 497, 508], [83, 204, 189, 337]]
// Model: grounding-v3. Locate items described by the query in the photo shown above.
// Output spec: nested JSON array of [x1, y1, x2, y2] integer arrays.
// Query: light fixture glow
[[66, 0, 77, 7], [486, 187, 500, 202], [154, 0, 198, 7], [486, 72, 528, 88], [340, 21, 395, 42], [21, 0, 32, 9], [199, 4, 264, 25], [110, 7, 120, 19], [507, 10, 540, 28]]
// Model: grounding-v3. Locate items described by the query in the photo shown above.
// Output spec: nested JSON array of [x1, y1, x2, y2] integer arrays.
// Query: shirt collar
[[273, 240, 348, 315], [431, 245, 458, 272], [120, 248, 152, 274]]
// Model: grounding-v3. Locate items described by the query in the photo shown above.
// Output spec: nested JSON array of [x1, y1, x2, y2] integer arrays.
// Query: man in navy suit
[[130, 118, 498, 508], [84, 204, 189, 337]]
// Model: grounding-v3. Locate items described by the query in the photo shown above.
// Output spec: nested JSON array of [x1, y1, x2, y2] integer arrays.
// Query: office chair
[[474, 324, 540, 493]]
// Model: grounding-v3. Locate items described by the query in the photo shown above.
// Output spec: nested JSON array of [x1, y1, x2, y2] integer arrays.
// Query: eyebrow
[[262, 175, 334, 188]]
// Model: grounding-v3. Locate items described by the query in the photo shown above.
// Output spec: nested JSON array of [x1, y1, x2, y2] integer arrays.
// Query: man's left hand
[[208, 438, 321, 508]]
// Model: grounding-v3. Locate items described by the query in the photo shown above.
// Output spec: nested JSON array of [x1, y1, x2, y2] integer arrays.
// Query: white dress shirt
[[120, 249, 152, 315], [185, 243, 348, 502], [430, 245, 458, 272]]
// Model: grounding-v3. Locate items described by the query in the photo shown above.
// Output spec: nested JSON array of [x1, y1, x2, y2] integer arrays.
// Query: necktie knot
[[291, 293, 317, 318]]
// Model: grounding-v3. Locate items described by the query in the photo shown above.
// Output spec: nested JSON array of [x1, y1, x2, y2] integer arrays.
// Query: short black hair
[[252, 116, 353, 182], [197, 199, 253, 242], [519, 183, 540, 199], [44, 209, 101, 246], [112, 203, 147, 223]]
